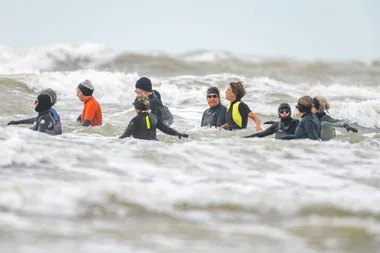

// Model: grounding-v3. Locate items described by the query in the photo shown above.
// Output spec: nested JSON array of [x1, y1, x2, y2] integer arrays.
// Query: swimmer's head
[[206, 87, 220, 108], [312, 96, 330, 114], [40, 88, 57, 106], [133, 94, 149, 112], [77, 80, 95, 102], [278, 103, 291, 118], [35, 94, 52, 113], [226, 81, 245, 101], [135, 77, 152, 94], [295, 96, 313, 114]]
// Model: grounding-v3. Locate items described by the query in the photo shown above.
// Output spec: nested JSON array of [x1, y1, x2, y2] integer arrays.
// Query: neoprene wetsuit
[[201, 103, 227, 127]]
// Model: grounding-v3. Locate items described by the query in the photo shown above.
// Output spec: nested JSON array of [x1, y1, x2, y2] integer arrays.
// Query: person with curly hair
[[220, 81, 262, 131]]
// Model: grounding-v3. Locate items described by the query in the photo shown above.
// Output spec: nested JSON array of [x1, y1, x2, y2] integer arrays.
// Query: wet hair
[[297, 95, 313, 113], [313, 95, 330, 113], [229, 81, 245, 100], [133, 93, 149, 111]]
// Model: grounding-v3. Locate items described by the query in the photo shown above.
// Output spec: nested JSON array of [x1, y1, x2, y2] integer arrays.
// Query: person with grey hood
[[312, 96, 358, 141]]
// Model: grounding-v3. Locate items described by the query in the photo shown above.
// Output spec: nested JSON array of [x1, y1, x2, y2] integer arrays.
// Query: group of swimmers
[[6, 77, 358, 141], [201, 81, 358, 141]]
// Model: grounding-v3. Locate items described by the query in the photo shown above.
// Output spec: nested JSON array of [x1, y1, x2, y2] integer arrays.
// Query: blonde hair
[[134, 93, 149, 110], [313, 95, 330, 113]]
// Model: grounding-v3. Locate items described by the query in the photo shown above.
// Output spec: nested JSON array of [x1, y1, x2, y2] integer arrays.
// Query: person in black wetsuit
[[311, 96, 358, 141], [220, 81, 262, 131], [31, 93, 62, 135], [201, 87, 227, 127], [244, 103, 299, 139], [279, 96, 320, 140], [119, 94, 188, 141], [7, 88, 62, 134], [152, 89, 174, 126], [135, 77, 168, 125]]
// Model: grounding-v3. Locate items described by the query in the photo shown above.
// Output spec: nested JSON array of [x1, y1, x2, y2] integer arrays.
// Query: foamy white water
[[1, 44, 380, 253]]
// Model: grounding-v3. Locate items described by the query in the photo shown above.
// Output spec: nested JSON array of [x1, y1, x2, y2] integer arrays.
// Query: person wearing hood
[[279, 96, 321, 140], [201, 87, 227, 127], [312, 96, 358, 141], [7, 88, 62, 134], [119, 94, 188, 141], [31, 93, 62, 135], [244, 103, 299, 138], [76, 80, 102, 127]]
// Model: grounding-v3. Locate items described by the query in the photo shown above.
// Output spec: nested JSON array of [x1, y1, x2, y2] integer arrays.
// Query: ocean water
[[1, 44, 380, 253]]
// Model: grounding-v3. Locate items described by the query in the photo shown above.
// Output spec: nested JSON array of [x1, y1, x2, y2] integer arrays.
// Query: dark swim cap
[[207, 87, 220, 97], [278, 103, 291, 111], [278, 103, 291, 117], [35, 94, 52, 113]]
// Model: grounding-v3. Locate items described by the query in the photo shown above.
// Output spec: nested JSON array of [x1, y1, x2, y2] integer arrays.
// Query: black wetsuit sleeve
[[37, 114, 53, 133], [77, 114, 82, 122], [157, 118, 179, 136], [239, 103, 252, 117], [245, 123, 277, 138], [216, 106, 227, 127], [7, 117, 36, 125], [82, 120, 92, 127], [119, 117, 138, 138]]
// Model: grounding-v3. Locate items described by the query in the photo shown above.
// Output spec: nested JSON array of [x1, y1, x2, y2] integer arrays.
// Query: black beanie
[[135, 77, 152, 92], [35, 94, 52, 113], [206, 87, 220, 97]]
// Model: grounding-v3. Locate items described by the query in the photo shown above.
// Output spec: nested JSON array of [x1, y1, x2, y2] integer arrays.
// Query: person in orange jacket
[[76, 80, 103, 127]]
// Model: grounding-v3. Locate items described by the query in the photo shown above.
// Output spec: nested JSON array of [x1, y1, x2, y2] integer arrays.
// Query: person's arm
[[244, 123, 276, 138], [248, 112, 262, 131], [219, 123, 228, 129], [82, 120, 92, 127], [82, 101, 96, 127], [119, 118, 137, 138], [77, 114, 82, 123], [216, 107, 227, 127], [7, 117, 36, 125], [322, 115, 358, 132], [157, 118, 188, 138]]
